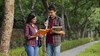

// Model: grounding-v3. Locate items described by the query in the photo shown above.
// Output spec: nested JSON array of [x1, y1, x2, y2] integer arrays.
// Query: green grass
[[77, 42, 100, 56], [0, 38, 93, 56], [9, 47, 44, 56], [8, 47, 26, 56]]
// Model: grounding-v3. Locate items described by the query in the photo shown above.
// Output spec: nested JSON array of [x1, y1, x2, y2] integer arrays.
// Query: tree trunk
[[81, 21, 89, 38], [65, 11, 71, 40], [41, 0, 48, 56], [42, 0, 49, 18], [76, 30, 81, 39], [0, 0, 14, 56], [61, 0, 65, 41]]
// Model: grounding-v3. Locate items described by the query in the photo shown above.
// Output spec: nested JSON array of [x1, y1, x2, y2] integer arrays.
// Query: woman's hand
[[30, 34, 44, 38], [30, 33, 39, 38], [37, 34, 44, 38], [30, 35, 37, 38]]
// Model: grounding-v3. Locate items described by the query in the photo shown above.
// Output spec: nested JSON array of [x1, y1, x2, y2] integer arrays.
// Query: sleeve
[[24, 24, 31, 40], [42, 18, 49, 29], [59, 18, 64, 31]]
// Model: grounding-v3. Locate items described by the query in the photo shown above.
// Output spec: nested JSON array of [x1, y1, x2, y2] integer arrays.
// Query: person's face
[[48, 10, 56, 18], [31, 17, 37, 24]]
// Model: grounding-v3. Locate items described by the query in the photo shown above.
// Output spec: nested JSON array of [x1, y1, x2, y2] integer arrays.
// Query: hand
[[49, 28, 55, 33], [31, 34, 38, 38], [50, 29, 65, 35], [44, 20, 48, 27], [30, 35, 37, 38], [58, 31, 65, 35], [37, 34, 44, 38]]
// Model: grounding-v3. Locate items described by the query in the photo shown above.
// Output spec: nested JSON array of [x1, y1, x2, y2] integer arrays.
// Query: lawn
[[0, 38, 97, 56], [77, 42, 100, 56]]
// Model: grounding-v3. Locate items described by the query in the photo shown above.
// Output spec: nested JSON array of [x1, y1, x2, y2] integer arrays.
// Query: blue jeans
[[46, 44, 61, 56], [25, 45, 39, 56]]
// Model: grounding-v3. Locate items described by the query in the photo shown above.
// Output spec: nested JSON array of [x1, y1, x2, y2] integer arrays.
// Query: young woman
[[24, 13, 42, 56]]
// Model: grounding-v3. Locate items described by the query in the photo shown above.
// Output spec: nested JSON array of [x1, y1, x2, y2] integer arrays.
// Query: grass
[[9, 47, 44, 56], [0, 38, 93, 56], [8, 47, 26, 56], [77, 42, 100, 56]]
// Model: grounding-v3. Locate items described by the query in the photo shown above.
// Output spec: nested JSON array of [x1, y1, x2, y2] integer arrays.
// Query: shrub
[[61, 38, 91, 52]]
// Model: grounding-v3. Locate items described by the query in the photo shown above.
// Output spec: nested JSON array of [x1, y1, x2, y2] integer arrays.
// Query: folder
[[35, 29, 50, 35]]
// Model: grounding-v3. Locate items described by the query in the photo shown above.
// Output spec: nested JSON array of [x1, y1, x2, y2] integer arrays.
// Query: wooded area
[[0, 0, 100, 56]]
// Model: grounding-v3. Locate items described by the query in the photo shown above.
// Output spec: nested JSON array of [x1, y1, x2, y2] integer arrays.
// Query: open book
[[35, 29, 50, 35]]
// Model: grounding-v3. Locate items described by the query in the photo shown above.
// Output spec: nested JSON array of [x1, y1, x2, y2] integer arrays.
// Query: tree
[[0, 0, 4, 28], [41, 0, 48, 56], [0, 0, 14, 56], [42, 0, 49, 18], [62, 0, 100, 39]]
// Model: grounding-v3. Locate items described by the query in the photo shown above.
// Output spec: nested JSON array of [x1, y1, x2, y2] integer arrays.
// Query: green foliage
[[10, 37, 25, 49], [14, 0, 44, 28], [36, 16, 45, 29], [77, 42, 100, 56], [10, 29, 25, 49], [89, 8, 100, 30], [61, 38, 91, 52], [8, 47, 26, 56]]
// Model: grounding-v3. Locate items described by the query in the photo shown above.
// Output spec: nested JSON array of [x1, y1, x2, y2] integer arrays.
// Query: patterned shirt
[[24, 23, 38, 46], [47, 16, 64, 46]]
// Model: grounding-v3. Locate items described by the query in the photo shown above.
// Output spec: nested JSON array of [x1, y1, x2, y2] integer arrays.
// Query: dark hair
[[26, 13, 36, 23], [48, 4, 56, 11]]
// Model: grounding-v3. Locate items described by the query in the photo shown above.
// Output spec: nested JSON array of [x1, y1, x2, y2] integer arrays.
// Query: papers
[[35, 29, 50, 35]]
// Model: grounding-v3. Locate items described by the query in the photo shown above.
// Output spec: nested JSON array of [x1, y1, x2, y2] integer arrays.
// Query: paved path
[[61, 41, 100, 56]]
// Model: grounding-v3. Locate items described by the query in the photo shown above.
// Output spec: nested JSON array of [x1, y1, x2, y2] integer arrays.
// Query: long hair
[[26, 13, 36, 23]]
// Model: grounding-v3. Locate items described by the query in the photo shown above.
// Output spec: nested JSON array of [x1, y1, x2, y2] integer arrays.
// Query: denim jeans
[[25, 45, 39, 56], [46, 44, 61, 56]]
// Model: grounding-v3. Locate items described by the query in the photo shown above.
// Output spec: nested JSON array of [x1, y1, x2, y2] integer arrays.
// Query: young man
[[44, 5, 65, 56]]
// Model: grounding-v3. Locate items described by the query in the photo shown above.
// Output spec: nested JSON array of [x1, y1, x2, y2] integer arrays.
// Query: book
[[52, 26, 65, 35], [34, 29, 50, 35], [52, 26, 62, 31]]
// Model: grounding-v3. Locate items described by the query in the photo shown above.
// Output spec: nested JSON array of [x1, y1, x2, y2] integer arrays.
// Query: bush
[[10, 29, 25, 49], [61, 38, 91, 52]]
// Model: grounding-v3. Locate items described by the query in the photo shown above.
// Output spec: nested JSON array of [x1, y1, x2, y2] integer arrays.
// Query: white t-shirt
[[35, 28, 38, 40]]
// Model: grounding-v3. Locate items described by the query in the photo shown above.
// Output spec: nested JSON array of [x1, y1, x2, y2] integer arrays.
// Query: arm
[[51, 18, 65, 35], [51, 29, 65, 35]]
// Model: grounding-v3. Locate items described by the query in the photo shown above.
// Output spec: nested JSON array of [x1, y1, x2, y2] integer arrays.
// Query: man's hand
[[57, 31, 65, 35], [44, 20, 48, 27]]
